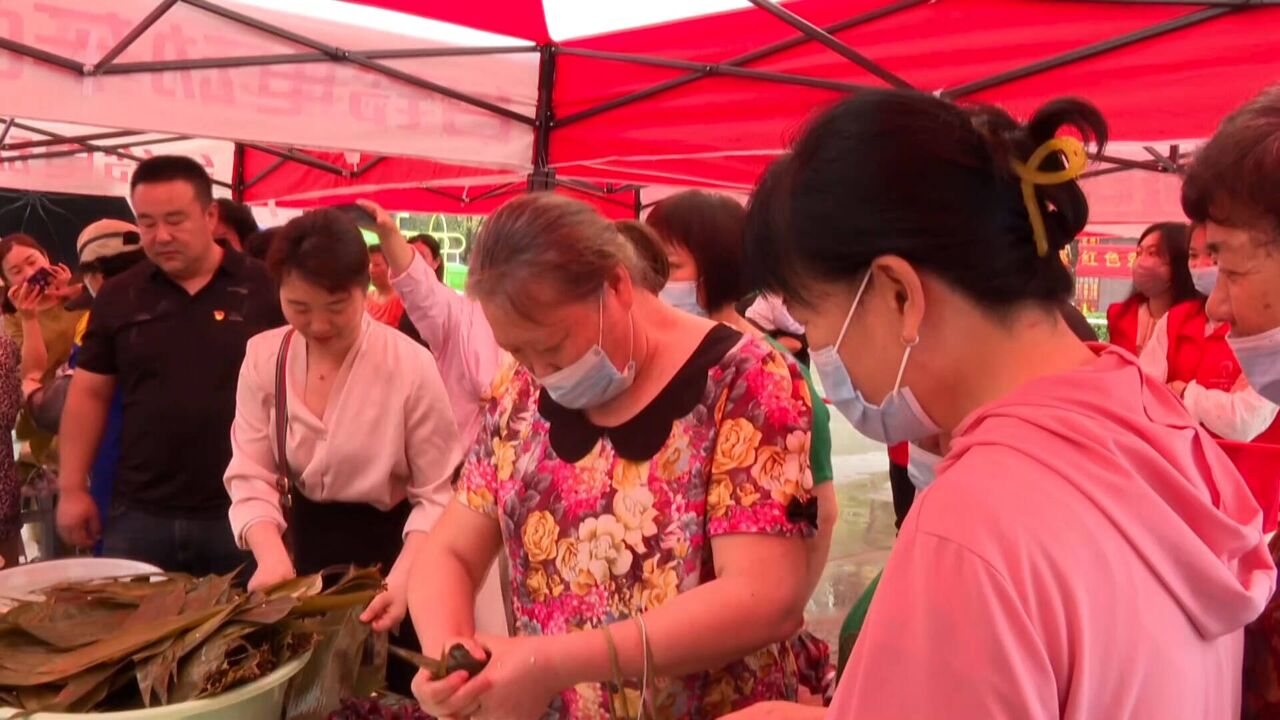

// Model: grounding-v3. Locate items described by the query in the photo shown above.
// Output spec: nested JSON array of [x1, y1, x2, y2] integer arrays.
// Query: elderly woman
[[407, 193, 817, 719]]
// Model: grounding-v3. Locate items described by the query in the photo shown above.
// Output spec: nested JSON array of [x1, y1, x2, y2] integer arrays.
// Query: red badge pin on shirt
[[213, 310, 226, 321]]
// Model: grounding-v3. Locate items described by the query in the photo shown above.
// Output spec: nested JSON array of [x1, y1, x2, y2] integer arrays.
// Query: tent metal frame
[[0, 0, 1268, 213]]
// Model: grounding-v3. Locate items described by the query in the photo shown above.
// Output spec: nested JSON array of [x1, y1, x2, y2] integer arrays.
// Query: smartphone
[[25, 267, 54, 292], [332, 203, 377, 228]]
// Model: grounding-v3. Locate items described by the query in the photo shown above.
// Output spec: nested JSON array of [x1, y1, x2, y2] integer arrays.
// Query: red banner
[[1076, 244, 1138, 279]]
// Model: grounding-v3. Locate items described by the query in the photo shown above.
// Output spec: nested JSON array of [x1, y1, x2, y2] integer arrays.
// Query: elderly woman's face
[[483, 279, 634, 380]]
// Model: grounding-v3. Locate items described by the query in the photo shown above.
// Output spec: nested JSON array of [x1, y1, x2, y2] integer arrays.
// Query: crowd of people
[[0, 83, 1278, 719]]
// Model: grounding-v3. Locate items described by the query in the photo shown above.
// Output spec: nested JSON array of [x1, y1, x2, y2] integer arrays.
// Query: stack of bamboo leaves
[[0, 567, 382, 714]]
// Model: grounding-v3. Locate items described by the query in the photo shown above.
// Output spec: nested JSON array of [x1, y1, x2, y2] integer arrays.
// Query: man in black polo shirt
[[57, 156, 284, 575]]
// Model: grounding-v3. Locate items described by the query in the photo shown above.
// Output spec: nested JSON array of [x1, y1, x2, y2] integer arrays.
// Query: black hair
[[1135, 222, 1199, 303], [80, 249, 147, 279], [267, 209, 370, 293], [1182, 85, 1280, 246], [0, 233, 49, 314], [746, 89, 1107, 312], [368, 243, 384, 256], [0, 233, 47, 284], [130, 155, 214, 206], [215, 198, 259, 243], [613, 220, 669, 293], [646, 190, 748, 312], [407, 234, 446, 282], [243, 227, 278, 261]]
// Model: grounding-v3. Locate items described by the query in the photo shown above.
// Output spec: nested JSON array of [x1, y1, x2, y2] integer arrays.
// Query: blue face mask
[[539, 293, 636, 410], [811, 271, 941, 444], [906, 443, 944, 491], [659, 280, 707, 317], [1228, 325, 1280, 405], [1190, 265, 1219, 297]]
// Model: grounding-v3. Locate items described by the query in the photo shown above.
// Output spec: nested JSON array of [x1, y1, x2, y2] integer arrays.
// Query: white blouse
[[224, 314, 463, 548]]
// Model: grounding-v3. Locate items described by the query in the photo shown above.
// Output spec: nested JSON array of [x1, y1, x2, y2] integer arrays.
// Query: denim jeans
[[101, 503, 253, 581]]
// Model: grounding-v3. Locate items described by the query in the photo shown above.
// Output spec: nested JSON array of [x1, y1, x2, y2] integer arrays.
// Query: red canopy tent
[[3, 0, 1278, 220]]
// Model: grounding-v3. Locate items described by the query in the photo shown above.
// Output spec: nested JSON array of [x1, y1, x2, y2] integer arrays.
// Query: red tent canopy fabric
[[349, 0, 551, 42], [246, 0, 1280, 215], [550, 0, 1280, 189], [6, 0, 1279, 219]]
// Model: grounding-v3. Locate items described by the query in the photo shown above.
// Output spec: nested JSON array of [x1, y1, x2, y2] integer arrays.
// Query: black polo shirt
[[77, 249, 284, 518]]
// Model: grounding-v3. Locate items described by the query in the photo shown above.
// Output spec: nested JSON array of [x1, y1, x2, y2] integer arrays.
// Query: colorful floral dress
[[458, 326, 816, 718]]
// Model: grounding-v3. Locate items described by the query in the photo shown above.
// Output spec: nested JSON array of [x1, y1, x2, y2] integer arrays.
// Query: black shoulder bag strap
[[274, 328, 297, 556]]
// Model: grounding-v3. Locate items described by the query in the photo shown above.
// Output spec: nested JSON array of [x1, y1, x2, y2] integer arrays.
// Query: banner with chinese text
[[1076, 243, 1138, 279]]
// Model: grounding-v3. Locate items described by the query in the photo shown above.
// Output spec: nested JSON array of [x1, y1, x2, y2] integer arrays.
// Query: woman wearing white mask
[[1139, 223, 1280, 442], [408, 193, 817, 720], [739, 90, 1274, 719], [1106, 222, 1201, 356], [647, 190, 837, 592]]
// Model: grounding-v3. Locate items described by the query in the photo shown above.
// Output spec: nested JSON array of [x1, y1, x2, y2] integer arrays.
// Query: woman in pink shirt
[[731, 91, 1276, 719], [223, 208, 467, 693]]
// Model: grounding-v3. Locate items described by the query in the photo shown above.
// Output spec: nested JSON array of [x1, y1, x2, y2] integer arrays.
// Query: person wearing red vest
[[1140, 223, 1280, 443], [1107, 222, 1201, 356]]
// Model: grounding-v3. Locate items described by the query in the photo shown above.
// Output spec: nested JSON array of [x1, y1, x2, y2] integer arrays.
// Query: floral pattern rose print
[[458, 335, 815, 718]]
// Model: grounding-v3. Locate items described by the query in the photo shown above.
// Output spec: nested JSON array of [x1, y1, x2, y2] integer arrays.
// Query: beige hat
[[77, 219, 141, 265]]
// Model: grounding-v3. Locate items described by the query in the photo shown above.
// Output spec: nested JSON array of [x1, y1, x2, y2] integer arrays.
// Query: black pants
[[291, 493, 419, 696], [103, 503, 254, 581], [888, 461, 915, 530]]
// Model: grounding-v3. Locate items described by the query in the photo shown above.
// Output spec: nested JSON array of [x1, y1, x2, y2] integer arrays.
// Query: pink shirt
[[829, 347, 1275, 719], [225, 315, 463, 547], [391, 252, 500, 449]]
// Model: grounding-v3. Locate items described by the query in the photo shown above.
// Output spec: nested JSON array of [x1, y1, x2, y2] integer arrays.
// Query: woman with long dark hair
[[735, 89, 1273, 718], [1107, 222, 1200, 355]]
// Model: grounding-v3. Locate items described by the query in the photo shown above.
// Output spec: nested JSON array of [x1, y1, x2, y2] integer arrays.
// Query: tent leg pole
[[232, 143, 246, 202], [528, 44, 557, 193]]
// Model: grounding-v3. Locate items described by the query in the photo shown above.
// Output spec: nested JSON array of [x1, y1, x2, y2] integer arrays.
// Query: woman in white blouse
[[223, 208, 462, 692]]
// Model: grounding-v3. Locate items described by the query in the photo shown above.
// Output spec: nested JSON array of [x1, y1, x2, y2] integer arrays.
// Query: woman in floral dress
[[407, 193, 817, 720]]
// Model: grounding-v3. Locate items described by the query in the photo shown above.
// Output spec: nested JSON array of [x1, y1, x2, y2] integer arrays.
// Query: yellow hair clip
[[1011, 136, 1089, 257]]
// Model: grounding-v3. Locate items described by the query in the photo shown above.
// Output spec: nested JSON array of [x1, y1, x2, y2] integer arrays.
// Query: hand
[[466, 634, 560, 720], [8, 282, 44, 319], [355, 199, 400, 241], [247, 554, 296, 592], [45, 264, 77, 300], [411, 636, 492, 719], [1169, 381, 1188, 398], [360, 583, 407, 632], [56, 486, 101, 548], [720, 701, 826, 720]]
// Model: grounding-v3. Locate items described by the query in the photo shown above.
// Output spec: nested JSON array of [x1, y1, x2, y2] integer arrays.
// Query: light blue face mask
[[1228, 325, 1280, 405], [659, 280, 707, 317], [1190, 265, 1219, 297], [539, 293, 636, 410], [906, 443, 944, 491], [811, 271, 941, 444]]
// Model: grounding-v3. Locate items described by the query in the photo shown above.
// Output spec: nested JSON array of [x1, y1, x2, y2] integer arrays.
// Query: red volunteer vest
[[1106, 296, 1144, 355], [1168, 308, 1280, 444], [1165, 299, 1214, 386], [1217, 440, 1280, 533]]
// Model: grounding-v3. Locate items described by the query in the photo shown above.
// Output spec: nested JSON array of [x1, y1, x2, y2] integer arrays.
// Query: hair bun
[[969, 98, 1108, 256]]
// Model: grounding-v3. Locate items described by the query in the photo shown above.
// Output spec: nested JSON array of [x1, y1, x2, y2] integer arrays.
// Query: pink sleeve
[[831, 531, 1058, 719], [224, 334, 287, 549], [707, 346, 814, 539], [402, 350, 465, 536], [391, 252, 500, 401]]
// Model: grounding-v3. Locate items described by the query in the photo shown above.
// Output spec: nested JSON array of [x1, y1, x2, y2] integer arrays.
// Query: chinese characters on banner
[[1075, 243, 1139, 279]]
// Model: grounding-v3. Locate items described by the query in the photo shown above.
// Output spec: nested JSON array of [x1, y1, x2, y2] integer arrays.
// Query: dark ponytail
[[745, 89, 1107, 312]]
